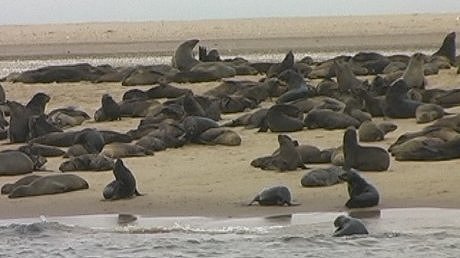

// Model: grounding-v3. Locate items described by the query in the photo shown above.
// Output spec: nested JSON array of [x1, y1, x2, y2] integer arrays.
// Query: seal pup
[[18, 143, 65, 157], [26, 92, 50, 115], [343, 127, 390, 171], [301, 166, 344, 187], [402, 53, 425, 89], [415, 103, 447, 124], [101, 143, 153, 158], [103, 159, 142, 200], [358, 121, 397, 142], [248, 186, 298, 206], [172, 39, 200, 71], [339, 170, 380, 208], [196, 127, 242, 146], [73, 128, 105, 154], [7, 174, 89, 198], [59, 154, 114, 172], [333, 215, 369, 237]]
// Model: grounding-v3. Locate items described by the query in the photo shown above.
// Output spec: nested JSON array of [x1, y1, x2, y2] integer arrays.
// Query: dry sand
[[0, 13, 460, 219]]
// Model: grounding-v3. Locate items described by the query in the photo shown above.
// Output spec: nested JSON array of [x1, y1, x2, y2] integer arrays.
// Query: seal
[[415, 103, 447, 124], [59, 154, 114, 172], [276, 69, 315, 104], [172, 39, 200, 71], [358, 121, 397, 142], [383, 79, 422, 118], [18, 143, 66, 157], [267, 50, 294, 78], [7, 174, 89, 199], [26, 92, 50, 115], [248, 185, 298, 206], [343, 127, 390, 171], [301, 166, 344, 187], [101, 143, 153, 158], [432, 32, 456, 65], [196, 127, 242, 146], [73, 128, 105, 154], [251, 134, 306, 172], [1, 175, 42, 195], [182, 115, 219, 141], [0, 150, 37, 176], [6, 100, 32, 143], [259, 104, 304, 132], [333, 215, 369, 237], [47, 107, 90, 128], [402, 52, 425, 89], [28, 114, 63, 140], [103, 159, 143, 200], [339, 170, 380, 208], [333, 60, 363, 93], [99, 94, 121, 121], [304, 109, 360, 130]]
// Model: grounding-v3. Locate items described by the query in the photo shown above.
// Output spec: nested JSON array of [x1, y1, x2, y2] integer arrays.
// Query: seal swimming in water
[[333, 215, 369, 237], [343, 127, 390, 171], [7, 174, 89, 198], [248, 185, 298, 206], [339, 170, 380, 208], [103, 159, 142, 200]]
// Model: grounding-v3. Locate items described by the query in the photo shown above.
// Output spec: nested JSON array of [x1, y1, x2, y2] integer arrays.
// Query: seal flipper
[[247, 195, 260, 206], [134, 189, 144, 196]]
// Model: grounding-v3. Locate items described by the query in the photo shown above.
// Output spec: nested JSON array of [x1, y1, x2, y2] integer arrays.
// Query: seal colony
[[0, 27, 459, 221]]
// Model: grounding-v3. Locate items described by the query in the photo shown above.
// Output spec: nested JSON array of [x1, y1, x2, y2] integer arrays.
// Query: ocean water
[[1, 208, 460, 258]]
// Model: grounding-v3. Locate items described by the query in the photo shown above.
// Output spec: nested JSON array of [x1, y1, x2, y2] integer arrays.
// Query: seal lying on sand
[[304, 109, 360, 130], [103, 159, 142, 200], [0, 150, 43, 176], [7, 174, 89, 198], [259, 104, 304, 132], [343, 127, 390, 171], [301, 166, 345, 187], [383, 79, 422, 119], [333, 215, 369, 237], [59, 154, 114, 172], [251, 134, 306, 172], [415, 103, 447, 124], [248, 185, 298, 206], [358, 121, 397, 142], [1, 175, 42, 195], [339, 170, 380, 208]]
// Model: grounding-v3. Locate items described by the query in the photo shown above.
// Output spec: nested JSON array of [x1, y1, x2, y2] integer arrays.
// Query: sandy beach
[[0, 13, 460, 220]]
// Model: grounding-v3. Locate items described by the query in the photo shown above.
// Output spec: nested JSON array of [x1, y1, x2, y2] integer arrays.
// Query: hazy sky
[[2, 0, 460, 25]]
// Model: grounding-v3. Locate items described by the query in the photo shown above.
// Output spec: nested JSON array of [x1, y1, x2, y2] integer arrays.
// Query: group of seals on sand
[[0, 32, 458, 231]]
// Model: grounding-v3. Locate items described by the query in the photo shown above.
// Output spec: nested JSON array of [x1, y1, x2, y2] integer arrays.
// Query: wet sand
[[0, 13, 460, 219]]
